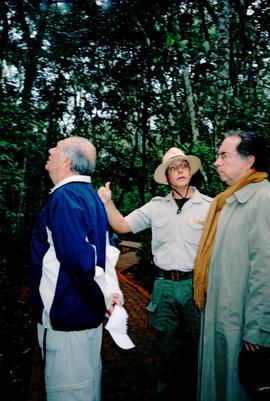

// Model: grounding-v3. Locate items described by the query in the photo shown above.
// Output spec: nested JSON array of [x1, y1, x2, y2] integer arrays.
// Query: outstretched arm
[[98, 182, 131, 234]]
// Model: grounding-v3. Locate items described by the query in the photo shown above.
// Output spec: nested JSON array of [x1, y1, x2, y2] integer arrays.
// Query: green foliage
[[190, 140, 225, 196], [0, 100, 48, 255], [1, 0, 270, 260]]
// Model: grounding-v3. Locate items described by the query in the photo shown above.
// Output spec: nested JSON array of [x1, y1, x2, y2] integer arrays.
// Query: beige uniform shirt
[[125, 188, 212, 272]]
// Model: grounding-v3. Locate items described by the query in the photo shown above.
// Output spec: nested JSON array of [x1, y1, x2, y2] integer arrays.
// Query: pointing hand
[[98, 182, 112, 204]]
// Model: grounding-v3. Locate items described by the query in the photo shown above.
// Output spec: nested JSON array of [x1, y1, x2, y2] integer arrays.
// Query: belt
[[157, 268, 193, 281]]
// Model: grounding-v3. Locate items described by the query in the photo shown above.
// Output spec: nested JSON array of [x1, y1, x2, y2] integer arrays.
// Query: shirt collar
[[49, 175, 91, 194], [189, 188, 204, 204], [167, 187, 201, 204]]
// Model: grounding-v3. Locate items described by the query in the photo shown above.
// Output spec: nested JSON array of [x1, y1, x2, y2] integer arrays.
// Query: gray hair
[[61, 137, 96, 176]]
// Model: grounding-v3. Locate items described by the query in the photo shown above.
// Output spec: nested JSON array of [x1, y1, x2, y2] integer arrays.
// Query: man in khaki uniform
[[99, 148, 212, 401]]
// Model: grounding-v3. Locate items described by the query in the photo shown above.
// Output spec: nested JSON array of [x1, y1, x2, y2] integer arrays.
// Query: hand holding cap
[[105, 305, 135, 350]]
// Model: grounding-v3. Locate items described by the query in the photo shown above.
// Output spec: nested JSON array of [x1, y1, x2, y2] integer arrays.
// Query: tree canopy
[[1, 0, 270, 258]]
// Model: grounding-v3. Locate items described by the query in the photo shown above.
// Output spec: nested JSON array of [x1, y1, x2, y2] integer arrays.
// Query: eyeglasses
[[168, 162, 190, 172], [216, 152, 231, 161]]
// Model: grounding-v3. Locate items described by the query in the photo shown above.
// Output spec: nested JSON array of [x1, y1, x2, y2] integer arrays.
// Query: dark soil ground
[[0, 257, 35, 401]]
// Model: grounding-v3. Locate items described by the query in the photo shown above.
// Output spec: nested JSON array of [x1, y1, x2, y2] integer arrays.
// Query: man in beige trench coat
[[194, 130, 270, 401]]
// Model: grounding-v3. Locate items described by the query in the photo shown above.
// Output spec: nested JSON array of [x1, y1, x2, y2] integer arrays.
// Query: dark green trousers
[[147, 277, 200, 401]]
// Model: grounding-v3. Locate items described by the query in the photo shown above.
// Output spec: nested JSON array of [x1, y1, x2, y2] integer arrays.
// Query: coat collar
[[227, 180, 268, 204]]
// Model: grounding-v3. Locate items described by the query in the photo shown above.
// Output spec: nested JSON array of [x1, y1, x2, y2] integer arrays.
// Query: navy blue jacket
[[29, 178, 108, 331]]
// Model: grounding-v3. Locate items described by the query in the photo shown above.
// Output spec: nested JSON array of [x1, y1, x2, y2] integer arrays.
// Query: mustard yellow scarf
[[193, 171, 268, 310]]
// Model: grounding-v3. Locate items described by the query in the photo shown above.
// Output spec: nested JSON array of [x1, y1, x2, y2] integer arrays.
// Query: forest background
[[0, 0, 270, 399]]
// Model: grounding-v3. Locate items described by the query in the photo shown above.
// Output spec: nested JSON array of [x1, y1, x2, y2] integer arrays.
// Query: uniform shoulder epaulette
[[152, 196, 165, 202], [201, 194, 213, 202]]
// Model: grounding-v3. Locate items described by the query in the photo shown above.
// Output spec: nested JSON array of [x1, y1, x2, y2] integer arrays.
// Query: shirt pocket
[[152, 217, 169, 244], [185, 218, 204, 246]]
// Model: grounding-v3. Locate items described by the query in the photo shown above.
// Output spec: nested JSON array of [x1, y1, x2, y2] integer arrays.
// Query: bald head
[[45, 136, 97, 185], [61, 136, 96, 176]]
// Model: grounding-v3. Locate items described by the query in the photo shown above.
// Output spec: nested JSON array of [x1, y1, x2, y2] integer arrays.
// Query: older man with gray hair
[[29, 136, 122, 401]]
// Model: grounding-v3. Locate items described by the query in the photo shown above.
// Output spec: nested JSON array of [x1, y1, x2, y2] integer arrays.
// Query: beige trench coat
[[198, 180, 270, 401]]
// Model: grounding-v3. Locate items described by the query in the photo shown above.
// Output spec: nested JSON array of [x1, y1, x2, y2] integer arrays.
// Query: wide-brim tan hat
[[154, 147, 201, 185]]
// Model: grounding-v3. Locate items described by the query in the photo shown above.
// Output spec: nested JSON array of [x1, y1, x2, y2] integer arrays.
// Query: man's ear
[[63, 155, 72, 169], [246, 155, 255, 169]]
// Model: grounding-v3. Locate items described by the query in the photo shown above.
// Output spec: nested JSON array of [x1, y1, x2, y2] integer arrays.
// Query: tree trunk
[[15, 152, 27, 259], [171, 1, 200, 143], [0, 1, 9, 96], [183, 65, 200, 143], [214, 0, 232, 138]]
